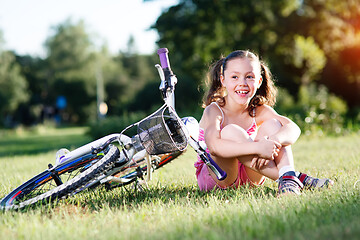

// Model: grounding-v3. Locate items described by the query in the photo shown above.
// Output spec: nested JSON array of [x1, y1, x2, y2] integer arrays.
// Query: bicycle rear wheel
[[0, 144, 119, 210]]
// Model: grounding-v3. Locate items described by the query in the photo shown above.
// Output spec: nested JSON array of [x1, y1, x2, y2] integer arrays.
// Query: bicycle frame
[[54, 48, 226, 189]]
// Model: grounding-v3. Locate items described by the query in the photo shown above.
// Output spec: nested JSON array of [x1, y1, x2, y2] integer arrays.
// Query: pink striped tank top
[[195, 102, 258, 176], [206, 102, 258, 140]]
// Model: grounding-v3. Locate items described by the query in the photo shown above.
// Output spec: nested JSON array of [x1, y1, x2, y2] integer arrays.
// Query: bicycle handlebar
[[188, 137, 227, 181], [201, 152, 227, 181], [157, 47, 174, 81], [157, 48, 176, 108], [157, 48, 171, 69]]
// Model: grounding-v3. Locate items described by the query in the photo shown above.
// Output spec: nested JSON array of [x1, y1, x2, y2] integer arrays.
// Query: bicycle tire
[[0, 144, 119, 210]]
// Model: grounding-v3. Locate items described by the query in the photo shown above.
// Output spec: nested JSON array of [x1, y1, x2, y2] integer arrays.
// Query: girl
[[194, 50, 333, 195]]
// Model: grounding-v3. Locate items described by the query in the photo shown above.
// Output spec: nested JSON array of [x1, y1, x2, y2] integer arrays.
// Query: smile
[[235, 90, 249, 95]]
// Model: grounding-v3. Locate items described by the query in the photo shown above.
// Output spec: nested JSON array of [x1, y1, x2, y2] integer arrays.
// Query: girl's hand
[[258, 137, 281, 159], [250, 157, 271, 170], [250, 137, 281, 169]]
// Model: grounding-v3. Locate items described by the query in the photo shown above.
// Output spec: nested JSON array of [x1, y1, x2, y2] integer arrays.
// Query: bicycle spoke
[[12, 162, 87, 204]]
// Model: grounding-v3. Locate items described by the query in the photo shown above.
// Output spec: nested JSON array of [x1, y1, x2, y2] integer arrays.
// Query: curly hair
[[203, 50, 277, 117]]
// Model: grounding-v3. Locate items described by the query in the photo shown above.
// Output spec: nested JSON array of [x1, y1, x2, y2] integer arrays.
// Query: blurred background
[[0, 0, 359, 139]]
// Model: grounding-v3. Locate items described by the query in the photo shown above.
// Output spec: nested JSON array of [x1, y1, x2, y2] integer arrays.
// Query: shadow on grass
[[75, 184, 359, 240], [72, 183, 278, 211], [2, 183, 277, 214], [7, 184, 359, 240], [0, 131, 91, 157]]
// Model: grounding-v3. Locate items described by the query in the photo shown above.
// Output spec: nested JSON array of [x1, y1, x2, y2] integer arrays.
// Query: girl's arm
[[257, 105, 301, 146], [200, 105, 280, 160]]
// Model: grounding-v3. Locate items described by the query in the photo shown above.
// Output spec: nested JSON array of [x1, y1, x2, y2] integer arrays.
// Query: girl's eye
[[231, 76, 238, 80], [246, 75, 255, 80]]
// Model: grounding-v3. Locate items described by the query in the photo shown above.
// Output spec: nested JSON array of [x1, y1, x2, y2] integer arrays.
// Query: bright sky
[[0, 0, 178, 57]]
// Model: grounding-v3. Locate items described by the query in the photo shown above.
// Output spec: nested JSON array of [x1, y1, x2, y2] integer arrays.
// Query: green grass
[[0, 128, 359, 240], [0, 126, 91, 156]]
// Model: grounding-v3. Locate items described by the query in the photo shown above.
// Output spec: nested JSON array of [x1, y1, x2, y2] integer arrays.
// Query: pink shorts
[[196, 161, 265, 191]]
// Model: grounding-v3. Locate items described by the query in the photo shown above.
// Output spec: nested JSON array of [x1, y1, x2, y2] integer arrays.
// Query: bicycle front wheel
[[0, 144, 119, 210]]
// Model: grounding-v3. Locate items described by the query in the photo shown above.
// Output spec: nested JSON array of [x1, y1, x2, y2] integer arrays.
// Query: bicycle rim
[[0, 144, 119, 210]]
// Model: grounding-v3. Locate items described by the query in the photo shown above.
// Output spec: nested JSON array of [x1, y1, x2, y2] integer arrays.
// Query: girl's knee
[[221, 124, 250, 142], [257, 118, 282, 137], [262, 118, 282, 129]]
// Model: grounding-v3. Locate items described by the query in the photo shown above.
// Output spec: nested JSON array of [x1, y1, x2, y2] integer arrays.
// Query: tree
[[45, 19, 95, 82], [153, 0, 359, 111], [299, 0, 360, 108], [44, 19, 98, 123], [0, 51, 29, 125], [153, 0, 303, 108], [0, 30, 3, 52], [0, 31, 29, 126], [113, 36, 160, 114], [14, 55, 48, 125]]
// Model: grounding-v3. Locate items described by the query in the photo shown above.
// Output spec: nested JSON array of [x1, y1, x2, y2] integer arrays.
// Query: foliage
[[0, 30, 3, 51], [275, 84, 348, 135], [153, 0, 307, 98], [299, 0, 360, 107], [44, 19, 98, 123], [0, 50, 29, 125], [87, 111, 146, 140], [14, 55, 48, 125], [45, 19, 95, 81], [111, 51, 160, 114], [153, 0, 360, 110], [3, 20, 161, 126], [292, 35, 327, 85]]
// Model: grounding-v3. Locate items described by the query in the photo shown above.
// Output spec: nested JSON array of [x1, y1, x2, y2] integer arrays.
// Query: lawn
[[0, 127, 359, 240]]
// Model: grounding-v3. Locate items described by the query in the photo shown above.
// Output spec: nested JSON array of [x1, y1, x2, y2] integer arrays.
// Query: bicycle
[[0, 48, 226, 211]]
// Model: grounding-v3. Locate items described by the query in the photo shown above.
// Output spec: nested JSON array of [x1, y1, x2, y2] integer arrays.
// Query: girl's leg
[[253, 119, 304, 195], [210, 123, 279, 187], [253, 118, 295, 176], [241, 118, 292, 182], [243, 119, 296, 182], [215, 119, 297, 186], [257, 120, 334, 190], [208, 124, 247, 187]]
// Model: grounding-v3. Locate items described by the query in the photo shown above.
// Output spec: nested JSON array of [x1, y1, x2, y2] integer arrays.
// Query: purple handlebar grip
[[206, 153, 227, 181], [157, 48, 170, 69]]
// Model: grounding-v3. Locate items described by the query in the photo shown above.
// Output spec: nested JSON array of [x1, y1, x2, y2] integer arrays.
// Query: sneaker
[[297, 172, 334, 191], [278, 175, 304, 196]]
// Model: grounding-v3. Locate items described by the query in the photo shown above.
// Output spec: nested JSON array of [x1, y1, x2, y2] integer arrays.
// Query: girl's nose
[[238, 77, 247, 85]]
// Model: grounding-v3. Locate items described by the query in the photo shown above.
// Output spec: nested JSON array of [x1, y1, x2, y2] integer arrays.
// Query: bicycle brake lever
[[155, 64, 165, 82], [155, 64, 167, 100]]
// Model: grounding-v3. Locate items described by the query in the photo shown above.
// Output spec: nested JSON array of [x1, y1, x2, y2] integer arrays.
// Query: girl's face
[[221, 57, 262, 107]]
